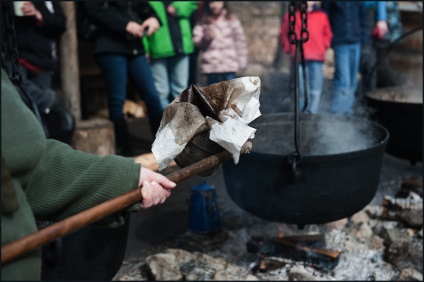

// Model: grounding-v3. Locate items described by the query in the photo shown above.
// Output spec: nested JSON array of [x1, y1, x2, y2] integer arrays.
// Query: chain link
[[1, 1, 45, 130], [1, 1, 22, 85], [288, 0, 309, 44]]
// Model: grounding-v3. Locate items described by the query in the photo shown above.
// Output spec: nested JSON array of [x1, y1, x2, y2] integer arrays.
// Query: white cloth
[[152, 76, 261, 171]]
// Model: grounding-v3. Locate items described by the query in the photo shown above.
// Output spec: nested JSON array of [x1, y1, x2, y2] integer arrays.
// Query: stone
[[325, 218, 348, 230], [398, 268, 423, 281], [385, 240, 411, 265], [351, 222, 373, 240], [165, 248, 194, 266], [396, 210, 423, 229], [350, 210, 370, 224], [145, 253, 182, 281], [288, 265, 324, 281], [72, 118, 115, 156]]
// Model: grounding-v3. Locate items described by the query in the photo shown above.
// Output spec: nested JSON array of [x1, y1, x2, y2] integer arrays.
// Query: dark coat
[[321, 1, 369, 47], [15, 0, 66, 71], [84, 1, 160, 56]]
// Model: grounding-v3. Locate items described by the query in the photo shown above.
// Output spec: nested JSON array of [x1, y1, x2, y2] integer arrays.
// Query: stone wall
[[228, 1, 290, 77]]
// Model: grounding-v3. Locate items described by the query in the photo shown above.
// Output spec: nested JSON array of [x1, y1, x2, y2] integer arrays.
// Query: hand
[[126, 21, 145, 38], [139, 17, 160, 36], [376, 20, 388, 37], [138, 167, 176, 208], [21, 2, 42, 22], [167, 5, 177, 17]]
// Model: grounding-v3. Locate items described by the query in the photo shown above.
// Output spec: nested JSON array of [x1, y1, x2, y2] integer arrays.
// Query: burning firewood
[[247, 235, 341, 271]]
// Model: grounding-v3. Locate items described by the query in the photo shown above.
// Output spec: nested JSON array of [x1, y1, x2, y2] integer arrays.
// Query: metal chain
[[287, 0, 309, 181], [1, 1, 22, 85], [1, 1, 45, 129]]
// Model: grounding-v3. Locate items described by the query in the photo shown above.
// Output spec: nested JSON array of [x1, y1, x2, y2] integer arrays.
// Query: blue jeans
[[330, 43, 361, 114], [296, 61, 324, 114], [95, 54, 163, 133], [150, 54, 189, 109], [206, 72, 236, 85]]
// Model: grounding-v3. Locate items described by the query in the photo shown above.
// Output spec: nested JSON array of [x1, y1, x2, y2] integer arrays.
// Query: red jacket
[[280, 8, 332, 62]]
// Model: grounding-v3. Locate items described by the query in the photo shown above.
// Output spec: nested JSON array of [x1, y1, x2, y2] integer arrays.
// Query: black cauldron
[[40, 214, 130, 281], [366, 86, 423, 165], [223, 113, 389, 226]]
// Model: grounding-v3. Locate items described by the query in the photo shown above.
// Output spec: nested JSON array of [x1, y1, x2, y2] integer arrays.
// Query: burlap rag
[[152, 76, 261, 172]]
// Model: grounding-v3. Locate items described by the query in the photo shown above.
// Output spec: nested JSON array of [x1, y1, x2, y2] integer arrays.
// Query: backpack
[[75, 2, 99, 41]]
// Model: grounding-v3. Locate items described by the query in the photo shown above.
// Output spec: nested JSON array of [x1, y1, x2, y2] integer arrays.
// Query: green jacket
[[143, 1, 199, 59], [1, 70, 141, 280]]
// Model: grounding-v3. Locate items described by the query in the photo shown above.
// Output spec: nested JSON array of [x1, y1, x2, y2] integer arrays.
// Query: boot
[[113, 118, 135, 157]]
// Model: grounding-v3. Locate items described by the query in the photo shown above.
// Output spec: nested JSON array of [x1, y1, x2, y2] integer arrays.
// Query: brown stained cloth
[[153, 77, 261, 172]]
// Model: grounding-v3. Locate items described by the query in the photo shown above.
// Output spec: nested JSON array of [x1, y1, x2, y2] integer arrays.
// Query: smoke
[[303, 114, 379, 156], [251, 113, 383, 156]]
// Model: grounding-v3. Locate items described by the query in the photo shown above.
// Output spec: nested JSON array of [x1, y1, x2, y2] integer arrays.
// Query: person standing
[[280, 1, 332, 113], [85, 1, 164, 157], [143, 1, 199, 109], [322, 1, 368, 115], [360, 1, 388, 92], [14, 1, 76, 144], [192, 1, 248, 85]]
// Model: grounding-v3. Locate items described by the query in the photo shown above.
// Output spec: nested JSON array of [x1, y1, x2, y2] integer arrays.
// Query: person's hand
[[376, 20, 388, 37], [138, 167, 176, 208], [21, 2, 42, 22], [139, 17, 160, 36], [126, 21, 145, 38], [167, 5, 177, 17]]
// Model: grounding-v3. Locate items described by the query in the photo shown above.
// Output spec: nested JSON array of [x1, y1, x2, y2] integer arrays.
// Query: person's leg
[[297, 63, 309, 113], [206, 73, 222, 85], [349, 43, 362, 110], [330, 44, 352, 114], [188, 47, 199, 86], [96, 54, 133, 156], [150, 58, 171, 109], [307, 61, 324, 114], [222, 72, 236, 81], [359, 8, 377, 92], [128, 55, 164, 135], [168, 54, 189, 101]]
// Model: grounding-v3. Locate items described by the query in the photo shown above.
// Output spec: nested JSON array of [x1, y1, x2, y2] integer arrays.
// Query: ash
[[113, 202, 422, 281]]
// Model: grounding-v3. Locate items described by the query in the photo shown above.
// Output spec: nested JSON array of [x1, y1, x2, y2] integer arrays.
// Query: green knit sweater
[[1, 70, 141, 280]]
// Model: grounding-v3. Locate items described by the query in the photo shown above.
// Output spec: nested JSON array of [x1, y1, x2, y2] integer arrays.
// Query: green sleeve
[[172, 1, 199, 18], [25, 140, 141, 227]]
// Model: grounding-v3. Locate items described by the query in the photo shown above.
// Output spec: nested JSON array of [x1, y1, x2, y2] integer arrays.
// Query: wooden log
[[72, 118, 115, 156], [268, 237, 341, 260], [60, 2, 81, 121]]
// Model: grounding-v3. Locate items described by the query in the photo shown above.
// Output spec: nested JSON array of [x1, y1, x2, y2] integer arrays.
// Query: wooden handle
[[1, 147, 240, 265]]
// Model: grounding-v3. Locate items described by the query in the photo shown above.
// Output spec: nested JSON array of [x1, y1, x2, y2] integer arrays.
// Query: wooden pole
[[1, 142, 251, 265], [59, 2, 81, 121]]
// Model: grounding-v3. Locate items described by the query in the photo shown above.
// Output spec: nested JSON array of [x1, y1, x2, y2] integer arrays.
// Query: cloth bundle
[[152, 77, 261, 173]]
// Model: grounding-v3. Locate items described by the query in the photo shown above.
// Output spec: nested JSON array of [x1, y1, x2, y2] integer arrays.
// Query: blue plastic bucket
[[188, 182, 221, 233]]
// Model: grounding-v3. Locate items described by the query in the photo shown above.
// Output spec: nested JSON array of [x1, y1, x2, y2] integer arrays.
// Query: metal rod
[[1, 144, 250, 265]]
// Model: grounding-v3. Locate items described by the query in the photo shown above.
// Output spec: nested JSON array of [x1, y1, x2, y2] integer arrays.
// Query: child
[[192, 1, 247, 85], [280, 1, 332, 113]]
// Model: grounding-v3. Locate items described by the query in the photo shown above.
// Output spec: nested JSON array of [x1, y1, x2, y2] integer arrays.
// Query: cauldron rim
[[249, 112, 389, 160]]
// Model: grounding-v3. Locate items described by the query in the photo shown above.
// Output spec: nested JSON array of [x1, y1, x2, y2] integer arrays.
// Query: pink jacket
[[193, 10, 247, 74]]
